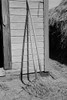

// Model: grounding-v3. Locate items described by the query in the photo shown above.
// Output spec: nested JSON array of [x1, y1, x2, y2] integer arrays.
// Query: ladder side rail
[[20, 12, 28, 82]]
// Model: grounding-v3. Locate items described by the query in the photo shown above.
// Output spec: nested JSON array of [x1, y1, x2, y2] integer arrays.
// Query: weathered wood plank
[[11, 30, 24, 36], [29, 0, 42, 2], [11, 42, 43, 50], [10, 23, 25, 29], [11, 36, 43, 43], [12, 54, 43, 62], [11, 29, 43, 36], [9, 0, 41, 2], [10, 8, 43, 16], [34, 22, 43, 28], [2, 0, 12, 69], [12, 48, 43, 56], [9, 0, 43, 9], [9, 8, 26, 15], [10, 16, 25, 23], [10, 22, 43, 29], [12, 62, 43, 69], [12, 62, 44, 73], [44, 0, 49, 71], [9, 1, 26, 8], [12, 56, 21, 62], [10, 16, 43, 23], [12, 62, 35, 73]]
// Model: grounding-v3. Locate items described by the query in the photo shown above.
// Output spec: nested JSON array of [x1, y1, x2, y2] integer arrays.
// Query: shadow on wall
[[49, 22, 67, 65]]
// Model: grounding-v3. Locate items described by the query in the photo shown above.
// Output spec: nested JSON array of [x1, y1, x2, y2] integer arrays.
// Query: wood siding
[[9, 0, 44, 73]]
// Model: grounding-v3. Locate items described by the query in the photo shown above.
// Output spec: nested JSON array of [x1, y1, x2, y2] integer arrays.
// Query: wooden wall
[[9, 0, 44, 73]]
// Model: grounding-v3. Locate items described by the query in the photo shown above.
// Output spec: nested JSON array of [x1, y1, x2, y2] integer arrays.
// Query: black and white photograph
[[0, 0, 67, 100]]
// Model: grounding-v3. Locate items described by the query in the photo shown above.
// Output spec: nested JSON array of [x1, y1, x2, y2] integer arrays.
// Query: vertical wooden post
[[43, 0, 49, 71], [2, 0, 12, 69]]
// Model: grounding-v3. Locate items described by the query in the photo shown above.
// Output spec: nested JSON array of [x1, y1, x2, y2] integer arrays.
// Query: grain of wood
[[9, 0, 43, 72], [2, 0, 12, 69]]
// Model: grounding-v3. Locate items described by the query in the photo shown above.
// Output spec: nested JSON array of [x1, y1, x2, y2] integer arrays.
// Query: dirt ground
[[0, 59, 67, 100]]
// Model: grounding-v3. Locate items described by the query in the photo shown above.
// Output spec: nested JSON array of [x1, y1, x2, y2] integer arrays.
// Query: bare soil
[[0, 59, 67, 100]]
